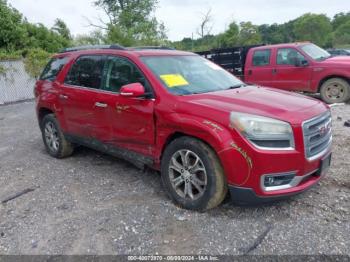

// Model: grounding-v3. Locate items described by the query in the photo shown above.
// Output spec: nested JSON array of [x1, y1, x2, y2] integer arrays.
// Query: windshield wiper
[[227, 84, 246, 90], [318, 56, 331, 61]]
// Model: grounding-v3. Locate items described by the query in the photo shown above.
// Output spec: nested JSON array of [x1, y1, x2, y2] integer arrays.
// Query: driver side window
[[103, 56, 150, 93], [277, 48, 306, 65]]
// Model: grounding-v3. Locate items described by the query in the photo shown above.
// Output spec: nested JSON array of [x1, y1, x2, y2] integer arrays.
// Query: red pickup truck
[[198, 43, 350, 104]]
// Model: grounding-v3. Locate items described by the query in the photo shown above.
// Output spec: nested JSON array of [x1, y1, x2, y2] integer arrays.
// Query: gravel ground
[[0, 100, 349, 256]]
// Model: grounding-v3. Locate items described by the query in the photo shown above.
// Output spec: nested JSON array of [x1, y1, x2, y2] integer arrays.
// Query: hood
[[317, 56, 350, 66], [183, 86, 329, 125]]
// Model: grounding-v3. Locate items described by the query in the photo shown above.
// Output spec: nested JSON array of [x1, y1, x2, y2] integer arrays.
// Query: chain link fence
[[0, 60, 36, 104]]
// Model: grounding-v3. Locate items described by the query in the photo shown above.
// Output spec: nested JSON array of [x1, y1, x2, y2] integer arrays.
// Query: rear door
[[244, 49, 274, 86], [60, 55, 109, 139], [271, 48, 312, 91]]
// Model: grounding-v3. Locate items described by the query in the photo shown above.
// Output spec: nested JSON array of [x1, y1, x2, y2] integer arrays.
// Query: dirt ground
[[0, 100, 349, 255]]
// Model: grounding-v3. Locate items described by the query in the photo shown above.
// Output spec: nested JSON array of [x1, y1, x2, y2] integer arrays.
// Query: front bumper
[[228, 161, 330, 205], [228, 181, 318, 206]]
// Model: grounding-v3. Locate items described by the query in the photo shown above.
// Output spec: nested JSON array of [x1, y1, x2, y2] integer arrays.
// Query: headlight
[[230, 112, 295, 150]]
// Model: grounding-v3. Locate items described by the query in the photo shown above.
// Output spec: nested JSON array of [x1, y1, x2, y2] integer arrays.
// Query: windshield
[[301, 43, 331, 61], [141, 55, 244, 95]]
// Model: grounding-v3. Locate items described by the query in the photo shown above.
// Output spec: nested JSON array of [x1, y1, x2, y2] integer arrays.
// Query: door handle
[[95, 102, 108, 108], [248, 70, 252, 76], [272, 69, 277, 75], [59, 94, 68, 100]]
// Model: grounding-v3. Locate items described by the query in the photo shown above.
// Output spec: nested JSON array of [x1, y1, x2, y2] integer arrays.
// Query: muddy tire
[[40, 114, 74, 158], [320, 78, 350, 104], [161, 137, 227, 211]]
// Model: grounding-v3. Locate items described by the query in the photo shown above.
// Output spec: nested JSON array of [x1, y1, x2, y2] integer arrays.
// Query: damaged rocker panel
[[65, 134, 154, 169]]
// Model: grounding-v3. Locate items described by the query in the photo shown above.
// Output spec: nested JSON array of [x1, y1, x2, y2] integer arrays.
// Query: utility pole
[[192, 32, 194, 51]]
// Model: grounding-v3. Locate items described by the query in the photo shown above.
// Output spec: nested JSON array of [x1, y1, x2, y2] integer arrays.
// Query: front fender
[[311, 68, 350, 92], [154, 112, 252, 185], [155, 112, 232, 157]]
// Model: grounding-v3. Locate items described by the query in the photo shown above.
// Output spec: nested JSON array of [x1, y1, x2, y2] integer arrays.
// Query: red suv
[[35, 45, 332, 210]]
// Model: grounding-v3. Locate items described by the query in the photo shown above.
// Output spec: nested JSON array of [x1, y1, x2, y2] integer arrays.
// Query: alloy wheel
[[169, 150, 207, 200], [44, 122, 60, 153]]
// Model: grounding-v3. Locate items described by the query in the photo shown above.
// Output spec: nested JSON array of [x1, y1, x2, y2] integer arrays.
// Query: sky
[[7, 0, 350, 41]]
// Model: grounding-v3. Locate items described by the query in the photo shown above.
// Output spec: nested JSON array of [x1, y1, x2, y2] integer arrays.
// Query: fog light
[[264, 173, 296, 188]]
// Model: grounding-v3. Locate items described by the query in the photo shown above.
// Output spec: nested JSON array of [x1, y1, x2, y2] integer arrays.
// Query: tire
[[161, 137, 227, 211], [320, 78, 350, 104], [40, 114, 74, 158]]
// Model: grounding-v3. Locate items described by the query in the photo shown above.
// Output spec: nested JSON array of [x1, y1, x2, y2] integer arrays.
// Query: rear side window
[[64, 55, 106, 89], [252, 50, 271, 66], [40, 57, 68, 81]]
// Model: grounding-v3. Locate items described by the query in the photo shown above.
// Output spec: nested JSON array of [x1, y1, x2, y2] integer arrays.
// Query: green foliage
[[73, 30, 106, 46], [0, 0, 27, 51], [238, 22, 261, 45], [52, 19, 72, 40], [23, 48, 51, 79], [332, 12, 350, 30], [0, 50, 22, 60], [94, 0, 167, 46], [333, 21, 350, 47], [0, 0, 70, 53], [175, 11, 350, 52], [218, 22, 239, 47], [0, 65, 6, 77], [293, 13, 332, 47], [25, 22, 70, 53]]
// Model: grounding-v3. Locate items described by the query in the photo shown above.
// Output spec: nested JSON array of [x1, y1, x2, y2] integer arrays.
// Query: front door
[[99, 55, 156, 157], [271, 48, 312, 91]]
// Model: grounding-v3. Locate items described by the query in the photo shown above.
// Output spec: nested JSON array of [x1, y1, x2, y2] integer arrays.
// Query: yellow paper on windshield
[[160, 74, 189, 88]]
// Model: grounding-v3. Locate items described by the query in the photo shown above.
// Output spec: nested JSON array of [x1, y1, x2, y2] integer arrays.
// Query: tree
[[332, 12, 350, 30], [197, 8, 213, 38], [293, 13, 332, 47], [0, 0, 27, 51], [73, 30, 105, 46], [238, 22, 261, 45], [218, 21, 239, 47], [333, 20, 350, 47], [52, 18, 72, 41], [259, 23, 285, 44], [25, 22, 70, 53], [92, 0, 167, 46]]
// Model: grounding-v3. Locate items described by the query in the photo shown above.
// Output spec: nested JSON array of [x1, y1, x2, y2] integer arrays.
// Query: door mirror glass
[[300, 59, 309, 67], [120, 83, 145, 97], [294, 58, 309, 67]]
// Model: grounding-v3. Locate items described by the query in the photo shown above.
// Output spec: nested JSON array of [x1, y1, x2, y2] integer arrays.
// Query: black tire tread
[[41, 114, 74, 158], [320, 78, 350, 104]]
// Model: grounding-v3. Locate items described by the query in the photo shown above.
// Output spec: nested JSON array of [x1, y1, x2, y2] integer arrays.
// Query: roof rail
[[128, 46, 175, 51], [59, 44, 125, 53]]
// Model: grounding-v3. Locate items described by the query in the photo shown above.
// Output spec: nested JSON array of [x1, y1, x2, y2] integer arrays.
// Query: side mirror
[[301, 59, 309, 67], [295, 58, 309, 67], [120, 83, 145, 98]]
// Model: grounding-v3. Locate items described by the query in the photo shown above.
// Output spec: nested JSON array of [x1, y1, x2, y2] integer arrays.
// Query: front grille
[[303, 111, 332, 160]]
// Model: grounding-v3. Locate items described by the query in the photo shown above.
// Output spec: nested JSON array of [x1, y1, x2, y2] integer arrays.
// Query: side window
[[103, 56, 150, 93], [252, 50, 271, 66], [64, 55, 106, 89], [40, 57, 68, 81], [277, 48, 306, 65]]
